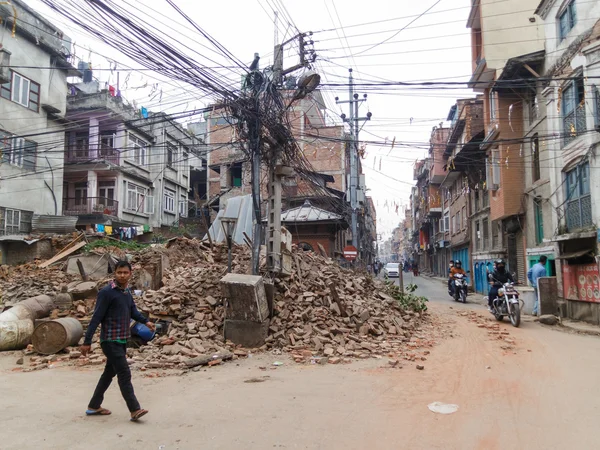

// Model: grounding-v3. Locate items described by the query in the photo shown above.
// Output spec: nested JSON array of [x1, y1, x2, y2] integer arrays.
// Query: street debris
[[460, 311, 518, 352], [0, 236, 431, 372], [244, 376, 270, 383], [538, 315, 559, 326], [427, 402, 459, 415]]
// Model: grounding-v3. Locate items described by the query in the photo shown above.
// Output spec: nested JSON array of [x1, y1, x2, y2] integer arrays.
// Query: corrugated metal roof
[[281, 200, 342, 223], [32, 215, 78, 234], [0, 235, 41, 244]]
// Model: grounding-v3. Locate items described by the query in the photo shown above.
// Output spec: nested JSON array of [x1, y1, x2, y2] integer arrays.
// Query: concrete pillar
[[220, 164, 230, 191], [220, 273, 269, 347], [89, 117, 99, 159], [87, 170, 98, 212]]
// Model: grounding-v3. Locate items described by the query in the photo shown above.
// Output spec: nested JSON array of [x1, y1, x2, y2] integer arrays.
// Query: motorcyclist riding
[[447, 261, 454, 293], [488, 259, 514, 311], [449, 260, 466, 295]]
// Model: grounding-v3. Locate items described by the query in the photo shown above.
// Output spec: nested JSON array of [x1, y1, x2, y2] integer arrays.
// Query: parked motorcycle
[[450, 273, 467, 303], [490, 282, 522, 327]]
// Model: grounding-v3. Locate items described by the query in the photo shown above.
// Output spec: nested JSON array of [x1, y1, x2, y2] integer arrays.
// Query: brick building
[[201, 90, 375, 262]]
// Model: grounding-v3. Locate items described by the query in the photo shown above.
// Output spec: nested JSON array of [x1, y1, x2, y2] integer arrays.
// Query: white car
[[384, 263, 400, 278]]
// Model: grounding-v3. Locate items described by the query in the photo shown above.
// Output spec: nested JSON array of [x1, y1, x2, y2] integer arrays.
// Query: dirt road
[[2, 278, 600, 449]]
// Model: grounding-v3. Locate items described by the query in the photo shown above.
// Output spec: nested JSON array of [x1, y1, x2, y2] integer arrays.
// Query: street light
[[220, 217, 238, 273]]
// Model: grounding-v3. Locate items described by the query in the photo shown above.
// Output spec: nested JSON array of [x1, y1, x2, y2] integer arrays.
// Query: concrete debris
[[538, 315, 559, 326], [0, 237, 428, 371]]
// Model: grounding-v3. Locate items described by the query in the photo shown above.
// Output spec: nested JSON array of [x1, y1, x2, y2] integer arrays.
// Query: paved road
[[2, 275, 600, 449]]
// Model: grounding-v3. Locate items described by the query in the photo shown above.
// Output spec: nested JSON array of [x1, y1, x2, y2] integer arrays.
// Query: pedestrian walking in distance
[[81, 260, 155, 421]]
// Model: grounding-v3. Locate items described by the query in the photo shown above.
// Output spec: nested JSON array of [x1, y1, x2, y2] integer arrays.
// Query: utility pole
[[266, 32, 315, 273], [336, 69, 371, 263], [246, 52, 263, 275]]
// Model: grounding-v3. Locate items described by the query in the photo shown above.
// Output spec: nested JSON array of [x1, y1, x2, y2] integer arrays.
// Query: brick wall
[[2, 240, 53, 265], [449, 177, 470, 247]]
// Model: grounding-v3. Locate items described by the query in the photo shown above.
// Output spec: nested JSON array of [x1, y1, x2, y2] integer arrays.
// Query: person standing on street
[[527, 256, 547, 317], [81, 260, 155, 421]]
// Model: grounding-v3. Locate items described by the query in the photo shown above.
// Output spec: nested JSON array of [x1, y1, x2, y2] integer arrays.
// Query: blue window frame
[[562, 77, 586, 146], [564, 162, 592, 231], [559, 1, 577, 40]]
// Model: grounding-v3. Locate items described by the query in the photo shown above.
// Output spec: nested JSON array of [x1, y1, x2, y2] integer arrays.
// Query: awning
[[556, 250, 593, 260]]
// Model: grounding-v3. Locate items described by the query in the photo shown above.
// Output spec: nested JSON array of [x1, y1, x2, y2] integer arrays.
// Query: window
[[482, 218, 489, 250], [562, 76, 586, 146], [475, 221, 481, 251], [72, 132, 89, 158], [529, 93, 539, 124], [534, 198, 544, 244], [487, 149, 500, 190], [474, 189, 480, 212], [167, 142, 176, 167], [182, 151, 189, 175], [492, 221, 499, 249], [3, 136, 36, 171], [444, 213, 450, 233], [164, 188, 175, 213], [130, 134, 147, 166], [179, 196, 187, 217], [230, 163, 242, 187], [488, 90, 497, 122], [4, 209, 20, 234], [126, 182, 152, 214], [100, 132, 115, 156], [1, 72, 40, 112], [98, 180, 115, 206], [74, 182, 88, 206], [462, 206, 466, 229], [532, 134, 540, 182], [559, 0, 577, 40], [482, 189, 489, 208], [564, 162, 592, 231]]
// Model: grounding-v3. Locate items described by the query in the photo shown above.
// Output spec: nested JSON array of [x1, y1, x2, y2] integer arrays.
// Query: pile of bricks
[[0, 264, 78, 306], [269, 251, 423, 363], [127, 242, 425, 367]]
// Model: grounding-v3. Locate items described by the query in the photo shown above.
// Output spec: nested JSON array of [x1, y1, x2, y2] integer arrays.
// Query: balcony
[[63, 197, 118, 216], [65, 146, 120, 165]]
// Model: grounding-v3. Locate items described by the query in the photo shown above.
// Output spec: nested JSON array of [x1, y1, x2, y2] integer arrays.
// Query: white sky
[[26, 0, 475, 244]]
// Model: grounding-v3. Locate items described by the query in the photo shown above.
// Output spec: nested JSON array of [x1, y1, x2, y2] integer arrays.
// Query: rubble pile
[[0, 264, 77, 305], [127, 242, 425, 367], [2, 236, 428, 371], [269, 252, 423, 362]]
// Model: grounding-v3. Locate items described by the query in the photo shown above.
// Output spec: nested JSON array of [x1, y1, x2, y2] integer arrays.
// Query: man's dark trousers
[[88, 341, 140, 412]]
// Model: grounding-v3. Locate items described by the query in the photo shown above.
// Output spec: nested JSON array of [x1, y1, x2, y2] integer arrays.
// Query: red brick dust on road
[[1, 301, 600, 450]]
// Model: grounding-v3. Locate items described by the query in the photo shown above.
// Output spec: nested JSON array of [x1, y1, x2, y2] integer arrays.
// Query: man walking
[[81, 260, 154, 421], [527, 256, 548, 317]]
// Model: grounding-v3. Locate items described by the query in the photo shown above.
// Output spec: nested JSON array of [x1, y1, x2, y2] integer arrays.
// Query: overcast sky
[[27, 0, 475, 243]]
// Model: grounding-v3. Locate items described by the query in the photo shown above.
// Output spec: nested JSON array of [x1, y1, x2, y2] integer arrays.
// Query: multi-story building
[[203, 90, 375, 260], [0, 0, 77, 234], [62, 79, 202, 233], [413, 158, 431, 272], [467, 0, 545, 283], [428, 126, 450, 276], [444, 98, 493, 293], [534, 1, 600, 320]]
